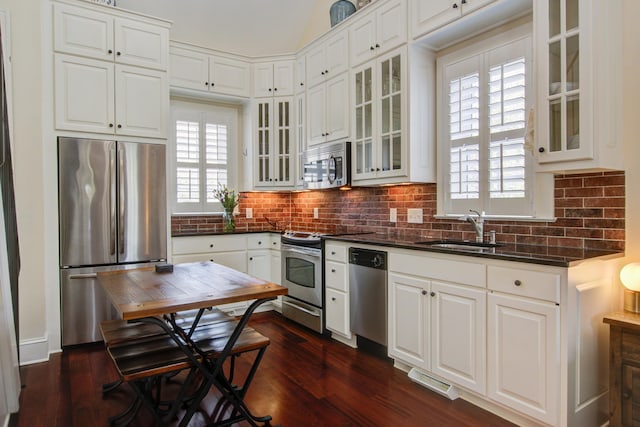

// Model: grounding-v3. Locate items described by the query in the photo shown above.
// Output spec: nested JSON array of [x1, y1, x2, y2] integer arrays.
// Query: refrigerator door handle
[[118, 145, 125, 256], [109, 145, 116, 256]]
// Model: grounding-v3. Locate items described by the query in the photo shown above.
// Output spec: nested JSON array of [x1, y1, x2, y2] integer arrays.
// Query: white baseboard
[[19, 336, 50, 365]]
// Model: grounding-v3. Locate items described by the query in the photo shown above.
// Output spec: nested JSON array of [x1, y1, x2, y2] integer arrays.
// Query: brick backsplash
[[171, 171, 625, 251]]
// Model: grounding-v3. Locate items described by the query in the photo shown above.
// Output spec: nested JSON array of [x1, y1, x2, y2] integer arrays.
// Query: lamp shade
[[621, 263, 640, 291]]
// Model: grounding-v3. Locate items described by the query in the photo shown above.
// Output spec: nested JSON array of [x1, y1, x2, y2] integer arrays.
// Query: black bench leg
[[102, 377, 123, 396]]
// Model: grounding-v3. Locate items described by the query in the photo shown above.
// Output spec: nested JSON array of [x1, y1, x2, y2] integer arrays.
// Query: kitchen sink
[[413, 240, 503, 252]]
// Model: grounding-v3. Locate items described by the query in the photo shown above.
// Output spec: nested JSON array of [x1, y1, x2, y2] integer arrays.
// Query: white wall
[[0, 0, 51, 363]]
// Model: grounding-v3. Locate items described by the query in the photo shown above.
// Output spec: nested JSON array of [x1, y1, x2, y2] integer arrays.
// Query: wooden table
[[98, 261, 287, 427]]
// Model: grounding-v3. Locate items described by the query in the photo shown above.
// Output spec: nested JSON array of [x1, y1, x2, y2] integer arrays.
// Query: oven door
[[281, 244, 322, 307]]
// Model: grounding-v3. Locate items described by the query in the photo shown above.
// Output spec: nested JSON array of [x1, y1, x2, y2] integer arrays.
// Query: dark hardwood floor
[[9, 311, 516, 427]]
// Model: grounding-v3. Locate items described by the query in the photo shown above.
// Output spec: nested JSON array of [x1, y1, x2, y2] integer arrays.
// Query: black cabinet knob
[[430, 291, 435, 297], [375, 43, 380, 48], [331, 297, 336, 301], [331, 269, 336, 273], [274, 88, 278, 91], [538, 147, 545, 153], [116, 51, 121, 56], [117, 124, 122, 129], [108, 49, 113, 54], [210, 244, 214, 248], [514, 280, 522, 287], [300, 82, 304, 86], [109, 123, 114, 128], [258, 241, 262, 245], [249, 257, 253, 261], [205, 82, 209, 86], [421, 290, 427, 295], [370, 46, 375, 51], [269, 88, 272, 92], [453, 3, 458, 8]]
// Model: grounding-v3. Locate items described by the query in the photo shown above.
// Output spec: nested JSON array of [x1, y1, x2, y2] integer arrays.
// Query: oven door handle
[[282, 246, 321, 257], [283, 300, 321, 317]]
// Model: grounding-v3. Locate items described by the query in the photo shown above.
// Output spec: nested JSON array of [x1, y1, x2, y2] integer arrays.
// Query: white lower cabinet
[[324, 242, 351, 339], [487, 292, 559, 425], [431, 281, 486, 395], [388, 273, 430, 370], [326, 288, 349, 336], [247, 250, 271, 281]]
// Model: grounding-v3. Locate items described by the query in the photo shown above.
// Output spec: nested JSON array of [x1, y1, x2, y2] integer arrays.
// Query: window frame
[[436, 23, 552, 219], [169, 100, 238, 214]]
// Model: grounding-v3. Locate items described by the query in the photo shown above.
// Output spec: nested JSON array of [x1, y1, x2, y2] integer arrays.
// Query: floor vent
[[408, 368, 459, 400]]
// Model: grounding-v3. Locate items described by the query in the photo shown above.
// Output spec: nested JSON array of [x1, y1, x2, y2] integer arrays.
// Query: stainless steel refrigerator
[[58, 137, 166, 346]]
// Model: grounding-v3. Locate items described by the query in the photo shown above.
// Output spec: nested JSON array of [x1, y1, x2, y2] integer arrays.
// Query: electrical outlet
[[313, 207, 319, 219], [246, 207, 253, 219], [407, 208, 423, 224], [390, 208, 397, 223]]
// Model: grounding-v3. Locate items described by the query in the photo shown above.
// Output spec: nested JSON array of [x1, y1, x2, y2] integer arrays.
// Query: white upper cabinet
[[307, 73, 349, 147], [295, 54, 306, 93], [54, 54, 168, 138], [349, 0, 407, 67], [306, 30, 349, 88], [411, 0, 495, 40], [169, 45, 251, 98], [53, 2, 169, 71], [253, 60, 294, 98], [254, 97, 295, 188], [535, 0, 623, 172]]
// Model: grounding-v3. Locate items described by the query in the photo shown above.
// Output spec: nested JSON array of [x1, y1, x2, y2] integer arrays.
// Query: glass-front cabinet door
[[353, 65, 375, 179], [539, 0, 588, 162], [535, 0, 622, 171], [254, 97, 294, 187], [352, 48, 405, 183]]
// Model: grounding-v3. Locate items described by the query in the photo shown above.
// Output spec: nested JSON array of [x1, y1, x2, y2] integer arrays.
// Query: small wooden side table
[[603, 311, 640, 427]]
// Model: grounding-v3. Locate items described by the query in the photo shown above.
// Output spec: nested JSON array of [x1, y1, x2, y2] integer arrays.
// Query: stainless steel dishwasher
[[349, 248, 387, 346]]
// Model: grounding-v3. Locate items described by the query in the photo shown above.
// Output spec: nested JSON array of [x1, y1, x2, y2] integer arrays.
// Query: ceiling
[[116, 0, 333, 57]]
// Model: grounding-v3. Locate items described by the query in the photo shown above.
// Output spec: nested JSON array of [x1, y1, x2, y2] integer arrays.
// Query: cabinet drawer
[[487, 266, 560, 303], [325, 243, 347, 262], [247, 233, 270, 250], [172, 235, 246, 255], [390, 251, 486, 288], [270, 234, 281, 251], [325, 261, 347, 292]]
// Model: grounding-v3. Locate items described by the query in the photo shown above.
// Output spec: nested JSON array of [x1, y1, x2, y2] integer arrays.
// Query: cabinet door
[[255, 100, 272, 184], [248, 250, 271, 281], [375, 0, 407, 55], [487, 293, 559, 425], [353, 64, 376, 179], [210, 56, 251, 97], [273, 61, 294, 96], [114, 17, 168, 70], [431, 281, 486, 394], [326, 288, 350, 337], [388, 273, 429, 370], [295, 54, 306, 93], [169, 47, 209, 91], [350, 14, 376, 67], [306, 43, 326, 88], [307, 84, 327, 147], [377, 52, 404, 177], [54, 54, 115, 134], [253, 63, 274, 98], [411, 0, 459, 39], [115, 65, 168, 138], [274, 98, 294, 186], [325, 30, 349, 77], [325, 74, 349, 142], [54, 3, 113, 60], [536, 0, 590, 164], [210, 251, 247, 273]]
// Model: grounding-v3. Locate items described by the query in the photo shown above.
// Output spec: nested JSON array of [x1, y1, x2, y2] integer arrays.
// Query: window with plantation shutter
[[438, 29, 535, 217], [171, 101, 237, 213]]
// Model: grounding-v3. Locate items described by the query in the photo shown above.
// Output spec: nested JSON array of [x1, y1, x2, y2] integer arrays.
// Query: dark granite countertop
[[322, 233, 623, 267], [172, 230, 282, 238]]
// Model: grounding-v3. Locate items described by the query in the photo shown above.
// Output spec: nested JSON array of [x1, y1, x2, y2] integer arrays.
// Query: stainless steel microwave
[[302, 141, 351, 190]]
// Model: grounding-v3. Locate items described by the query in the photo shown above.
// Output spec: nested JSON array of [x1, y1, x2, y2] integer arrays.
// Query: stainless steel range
[[281, 231, 324, 333]]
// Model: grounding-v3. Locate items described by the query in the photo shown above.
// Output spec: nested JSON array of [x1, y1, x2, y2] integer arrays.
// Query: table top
[[603, 311, 640, 332], [98, 261, 288, 321]]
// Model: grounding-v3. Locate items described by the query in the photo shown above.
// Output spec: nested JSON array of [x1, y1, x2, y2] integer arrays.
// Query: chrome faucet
[[462, 209, 485, 242]]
